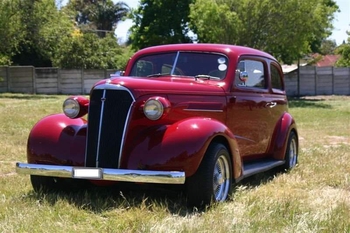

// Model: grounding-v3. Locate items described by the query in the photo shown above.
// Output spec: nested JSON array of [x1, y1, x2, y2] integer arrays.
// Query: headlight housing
[[143, 97, 170, 120], [63, 96, 89, 119]]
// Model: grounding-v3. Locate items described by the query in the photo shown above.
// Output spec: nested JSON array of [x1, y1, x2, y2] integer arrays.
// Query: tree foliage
[[0, 0, 25, 65], [189, 0, 339, 64], [0, 0, 132, 69], [319, 39, 337, 55], [11, 0, 74, 66], [52, 32, 131, 69], [335, 31, 350, 67], [130, 0, 193, 50], [66, 0, 129, 38]]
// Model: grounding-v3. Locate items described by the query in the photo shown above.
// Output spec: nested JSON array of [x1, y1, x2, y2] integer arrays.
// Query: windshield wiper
[[147, 73, 170, 78], [194, 74, 221, 80]]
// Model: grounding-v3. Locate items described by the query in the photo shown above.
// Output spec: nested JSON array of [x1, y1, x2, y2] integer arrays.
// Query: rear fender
[[124, 117, 242, 178], [27, 114, 87, 166], [269, 112, 298, 160]]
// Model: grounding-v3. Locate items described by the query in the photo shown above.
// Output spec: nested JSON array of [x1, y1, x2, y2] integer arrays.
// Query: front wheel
[[283, 131, 298, 170], [186, 143, 232, 207]]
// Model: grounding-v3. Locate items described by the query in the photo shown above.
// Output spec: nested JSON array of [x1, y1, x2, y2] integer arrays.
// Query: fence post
[[81, 68, 84, 95], [332, 66, 335, 95], [297, 60, 300, 96], [32, 66, 36, 94], [349, 67, 350, 95], [314, 66, 317, 95], [57, 68, 62, 94], [6, 66, 10, 92]]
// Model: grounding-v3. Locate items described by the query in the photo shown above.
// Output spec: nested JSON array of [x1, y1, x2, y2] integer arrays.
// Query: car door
[[226, 57, 276, 159]]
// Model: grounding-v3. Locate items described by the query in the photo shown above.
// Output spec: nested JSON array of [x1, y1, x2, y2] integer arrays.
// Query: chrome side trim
[[16, 163, 185, 184], [184, 109, 223, 112]]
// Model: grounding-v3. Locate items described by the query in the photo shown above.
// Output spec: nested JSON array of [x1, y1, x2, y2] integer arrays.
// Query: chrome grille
[[85, 88, 134, 168]]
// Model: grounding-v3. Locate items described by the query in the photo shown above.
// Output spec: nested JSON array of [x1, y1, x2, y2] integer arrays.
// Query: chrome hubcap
[[213, 155, 230, 201]]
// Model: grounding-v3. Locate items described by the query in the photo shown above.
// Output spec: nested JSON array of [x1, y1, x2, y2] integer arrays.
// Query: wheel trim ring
[[213, 154, 230, 201], [289, 138, 297, 167]]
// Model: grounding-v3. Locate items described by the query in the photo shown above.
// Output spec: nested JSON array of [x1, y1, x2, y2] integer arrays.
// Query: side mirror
[[239, 71, 249, 82], [114, 71, 124, 76], [110, 71, 124, 79]]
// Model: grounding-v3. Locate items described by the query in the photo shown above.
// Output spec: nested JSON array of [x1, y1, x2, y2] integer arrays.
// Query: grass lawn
[[0, 93, 349, 232]]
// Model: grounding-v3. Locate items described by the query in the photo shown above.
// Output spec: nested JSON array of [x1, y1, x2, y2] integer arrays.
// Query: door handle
[[266, 102, 277, 108]]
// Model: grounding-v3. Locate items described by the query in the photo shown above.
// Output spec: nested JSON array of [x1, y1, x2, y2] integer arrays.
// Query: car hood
[[92, 76, 226, 98]]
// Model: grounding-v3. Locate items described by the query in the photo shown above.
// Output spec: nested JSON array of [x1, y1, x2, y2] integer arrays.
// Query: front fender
[[27, 114, 87, 166], [269, 112, 298, 160], [123, 117, 241, 177]]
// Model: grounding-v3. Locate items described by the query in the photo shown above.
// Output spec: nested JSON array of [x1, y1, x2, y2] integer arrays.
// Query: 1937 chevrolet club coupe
[[16, 44, 298, 207]]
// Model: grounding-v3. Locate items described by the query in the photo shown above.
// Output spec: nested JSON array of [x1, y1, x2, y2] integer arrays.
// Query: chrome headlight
[[63, 98, 80, 118], [143, 98, 164, 120], [63, 96, 89, 119]]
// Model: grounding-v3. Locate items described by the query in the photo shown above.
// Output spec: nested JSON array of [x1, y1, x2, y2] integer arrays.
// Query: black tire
[[283, 131, 298, 170], [186, 143, 232, 208]]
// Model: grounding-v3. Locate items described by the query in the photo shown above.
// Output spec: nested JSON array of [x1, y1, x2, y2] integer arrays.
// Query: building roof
[[315, 54, 340, 67]]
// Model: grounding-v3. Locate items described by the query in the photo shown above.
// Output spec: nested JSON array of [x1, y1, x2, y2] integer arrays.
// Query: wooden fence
[[0, 66, 349, 96], [0, 67, 117, 95], [284, 66, 350, 96]]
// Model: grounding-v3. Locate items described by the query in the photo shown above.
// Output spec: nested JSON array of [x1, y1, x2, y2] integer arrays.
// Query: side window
[[270, 64, 283, 90], [130, 60, 153, 76], [235, 59, 266, 89]]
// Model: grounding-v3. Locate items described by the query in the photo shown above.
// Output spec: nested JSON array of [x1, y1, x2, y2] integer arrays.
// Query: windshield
[[130, 52, 228, 80]]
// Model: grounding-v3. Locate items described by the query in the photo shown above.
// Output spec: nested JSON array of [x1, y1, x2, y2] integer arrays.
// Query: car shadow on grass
[[25, 182, 191, 215], [23, 169, 284, 215], [288, 97, 332, 109], [236, 167, 283, 188]]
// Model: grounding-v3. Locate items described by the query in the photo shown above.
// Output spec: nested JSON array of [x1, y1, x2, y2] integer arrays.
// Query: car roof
[[134, 43, 277, 61]]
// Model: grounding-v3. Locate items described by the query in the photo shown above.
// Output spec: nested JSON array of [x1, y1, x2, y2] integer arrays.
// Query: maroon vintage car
[[16, 44, 298, 207]]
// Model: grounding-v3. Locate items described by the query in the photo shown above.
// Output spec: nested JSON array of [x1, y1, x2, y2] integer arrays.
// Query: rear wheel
[[186, 143, 232, 207], [283, 131, 298, 170]]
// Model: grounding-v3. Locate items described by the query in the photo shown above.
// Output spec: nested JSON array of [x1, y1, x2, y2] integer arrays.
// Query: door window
[[235, 60, 266, 89]]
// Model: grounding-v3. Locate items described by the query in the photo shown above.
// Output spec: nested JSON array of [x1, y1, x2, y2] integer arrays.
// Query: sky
[[61, 0, 350, 45]]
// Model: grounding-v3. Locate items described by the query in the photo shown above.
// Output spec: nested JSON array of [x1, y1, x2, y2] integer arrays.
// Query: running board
[[240, 159, 285, 180]]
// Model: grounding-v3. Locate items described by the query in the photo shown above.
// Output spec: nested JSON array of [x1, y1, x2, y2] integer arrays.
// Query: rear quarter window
[[270, 63, 284, 91]]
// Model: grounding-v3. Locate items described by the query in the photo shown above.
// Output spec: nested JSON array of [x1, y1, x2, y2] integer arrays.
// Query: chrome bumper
[[16, 163, 186, 184]]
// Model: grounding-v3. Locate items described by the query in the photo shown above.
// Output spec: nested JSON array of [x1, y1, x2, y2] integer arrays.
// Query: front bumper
[[16, 163, 186, 184]]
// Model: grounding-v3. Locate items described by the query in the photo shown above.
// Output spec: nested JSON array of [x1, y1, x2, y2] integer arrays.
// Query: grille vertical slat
[[85, 89, 133, 168]]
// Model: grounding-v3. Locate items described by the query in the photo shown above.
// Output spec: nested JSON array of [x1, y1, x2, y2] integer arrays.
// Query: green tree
[[12, 0, 74, 66], [309, 0, 339, 53], [66, 0, 129, 38], [52, 31, 130, 69], [335, 31, 350, 67], [0, 0, 25, 65], [90, 1, 129, 38], [319, 39, 337, 55], [189, 0, 240, 43], [130, 0, 193, 50], [189, 0, 338, 64]]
